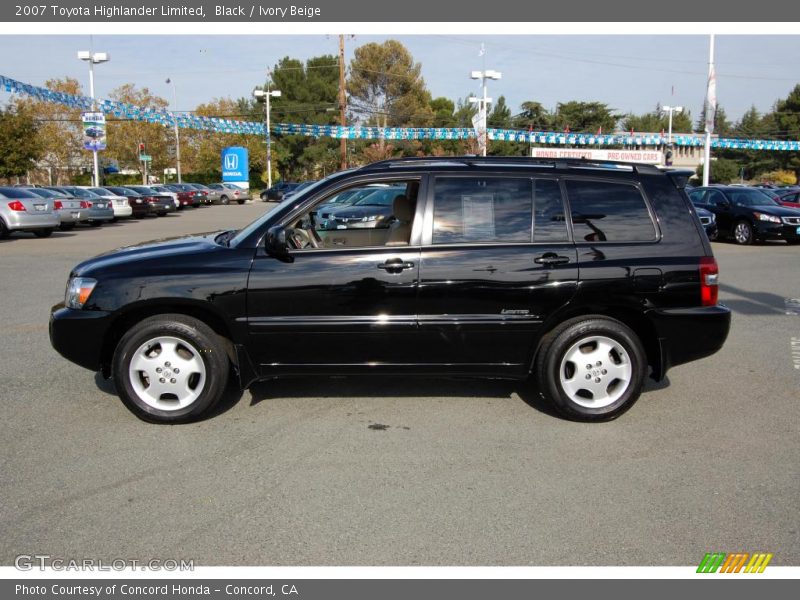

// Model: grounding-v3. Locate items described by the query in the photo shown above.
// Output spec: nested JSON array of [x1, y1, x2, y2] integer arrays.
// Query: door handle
[[378, 259, 415, 271], [534, 253, 570, 266]]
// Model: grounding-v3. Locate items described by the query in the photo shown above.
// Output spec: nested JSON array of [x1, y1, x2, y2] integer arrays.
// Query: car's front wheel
[[219, 195, 229, 205], [112, 314, 230, 423], [535, 317, 647, 422], [33, 228, 54, 238], [733, 220, 754, 245]]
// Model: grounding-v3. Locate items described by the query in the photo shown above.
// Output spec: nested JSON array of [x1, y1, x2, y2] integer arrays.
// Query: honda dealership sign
[[221, 146, 248, 182], [530, 148, 662, 164]]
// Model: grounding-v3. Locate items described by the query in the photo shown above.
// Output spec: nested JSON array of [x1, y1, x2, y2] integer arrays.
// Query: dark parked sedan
[[695, 206, 718, 240], [689, 186, 800, 245], [126, 186, 176, 216], [102, 186, 154, 218], [322, 185, 408, 230], [261, 182, 299, 201]]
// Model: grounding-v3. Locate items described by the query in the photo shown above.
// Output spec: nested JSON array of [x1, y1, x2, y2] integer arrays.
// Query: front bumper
[[49, 304, 113, 372], [754, 221, 800, 241], [647, 304, 731, 379]]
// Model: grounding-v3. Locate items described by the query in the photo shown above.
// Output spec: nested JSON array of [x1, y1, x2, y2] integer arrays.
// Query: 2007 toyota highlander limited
[[50, 157, 731, 423]]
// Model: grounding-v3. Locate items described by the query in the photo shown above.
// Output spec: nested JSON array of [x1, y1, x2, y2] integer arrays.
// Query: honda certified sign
[[221, 146, 248, 182], [530, 148, 663, 164]]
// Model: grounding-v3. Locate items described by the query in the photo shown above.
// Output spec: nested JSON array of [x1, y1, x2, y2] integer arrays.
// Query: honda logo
[[224, 153, 239, 170]]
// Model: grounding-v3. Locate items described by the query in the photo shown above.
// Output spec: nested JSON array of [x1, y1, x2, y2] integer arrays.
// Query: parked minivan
[[50, 157, 731, 423]]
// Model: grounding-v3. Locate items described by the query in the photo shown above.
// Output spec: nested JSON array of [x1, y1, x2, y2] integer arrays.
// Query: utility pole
[[253, 75, 281, 190], [166, 78, 182, 183], [703, 34, 716, 187], [339, 34, 347, 170]]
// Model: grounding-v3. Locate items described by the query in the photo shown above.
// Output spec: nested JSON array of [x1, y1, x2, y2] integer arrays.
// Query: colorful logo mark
[[697, 552, 773, 573]]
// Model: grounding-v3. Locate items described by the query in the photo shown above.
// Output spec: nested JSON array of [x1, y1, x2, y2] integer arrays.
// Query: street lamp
[[662, 105, 683, 145], [77, 50, 110, 187], [166, 77, 182, 183], [470, 69, 502, 156], [253, 82, 281, 190]]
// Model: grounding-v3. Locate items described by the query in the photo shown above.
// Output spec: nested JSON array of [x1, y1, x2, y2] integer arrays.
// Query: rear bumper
[[113, 204, 133, 218], [55, 209, 83, 224], [4, 212, 59, 230], [647, 305, 731, 379], [49, 304, 113, 372]]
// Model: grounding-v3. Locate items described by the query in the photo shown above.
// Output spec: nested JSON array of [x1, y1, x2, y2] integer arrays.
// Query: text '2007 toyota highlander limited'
[[50, 157, 731, 423]]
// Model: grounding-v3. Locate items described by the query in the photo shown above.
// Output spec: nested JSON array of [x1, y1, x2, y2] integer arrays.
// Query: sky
[[1, 35, 799, 126]]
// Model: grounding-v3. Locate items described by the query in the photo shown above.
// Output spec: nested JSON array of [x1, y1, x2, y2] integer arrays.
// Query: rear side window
[[533, 179, 569, 242], [433, 178, 532, 244], [565, 179, 656, 243]]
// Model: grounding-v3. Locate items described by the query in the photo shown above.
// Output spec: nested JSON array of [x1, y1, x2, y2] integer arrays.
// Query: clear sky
[[1, 34, 799, 125]]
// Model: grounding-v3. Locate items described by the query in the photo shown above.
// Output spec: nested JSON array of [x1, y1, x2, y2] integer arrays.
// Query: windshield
[[229, 176, 338, 247], [0, 187, 40, 199], [352, 188, 404, 206], [27, 188, 59, 198], [89, 188, 111, 196], [64, 187, 100, 199], [728, 189, 779, 207]]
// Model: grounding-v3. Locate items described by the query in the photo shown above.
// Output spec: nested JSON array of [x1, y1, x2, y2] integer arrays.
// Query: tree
[[105, 84, 170, 181], [553, 101, 620, 133], [695, 104, 732, 136], [772, 84, 800, 178], [14, 77, 84, 184], [696, 158, 740, 184], [0, 105, 41, 180], [348, 40, 433, 128], [268, 54, 341, 180], [622, 105, 693, 134], [430, 97, 456, 127], [513, 101, 552, 131]]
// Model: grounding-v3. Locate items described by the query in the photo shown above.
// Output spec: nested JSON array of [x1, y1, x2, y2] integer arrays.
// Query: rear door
[[415, 175, 578, 376]]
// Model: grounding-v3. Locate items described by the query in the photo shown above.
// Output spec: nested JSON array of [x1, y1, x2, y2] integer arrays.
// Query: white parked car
[[83, 187, 134, 219]]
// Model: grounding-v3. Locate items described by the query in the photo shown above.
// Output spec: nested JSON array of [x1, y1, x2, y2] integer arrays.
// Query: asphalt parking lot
[[0, 203, 798, 566]]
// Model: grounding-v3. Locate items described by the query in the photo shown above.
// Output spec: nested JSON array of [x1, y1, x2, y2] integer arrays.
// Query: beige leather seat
[[386, 195, 415, 246]]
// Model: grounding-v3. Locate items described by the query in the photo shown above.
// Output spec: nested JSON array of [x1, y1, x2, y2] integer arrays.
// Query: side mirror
[[264, 225, 293, 262], [718, 199, 731, 209]]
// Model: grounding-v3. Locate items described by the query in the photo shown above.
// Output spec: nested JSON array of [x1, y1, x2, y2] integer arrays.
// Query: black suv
[[50, 157, 731, 423]]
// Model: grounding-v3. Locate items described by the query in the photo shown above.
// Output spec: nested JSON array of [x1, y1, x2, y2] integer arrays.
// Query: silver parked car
[[46, 187, 114, 226], [0, 186, 59, 238], [82, 187, 134, 219], [206, 183, 251, 205], [24, 187, 87, 231]]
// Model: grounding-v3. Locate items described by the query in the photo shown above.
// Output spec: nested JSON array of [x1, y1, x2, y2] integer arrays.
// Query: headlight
[[65, 277, 97, 309], [754, 212, 781, 223]]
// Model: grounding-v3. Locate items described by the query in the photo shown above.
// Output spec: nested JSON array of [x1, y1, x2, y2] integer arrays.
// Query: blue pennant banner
[[3, 74, 800, 152]]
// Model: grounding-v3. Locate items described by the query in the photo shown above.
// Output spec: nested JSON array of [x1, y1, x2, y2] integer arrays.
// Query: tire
[[219, 195, 229, 205], [59, 222, 76, 231], [534, 316, 647, 422], [33, 228, 54, 238], [90, 221, 103, 228], [733, 220, 754, 245], [237, 199, 245, 205], [157, 211, 167, 217], [0, 220, 9, 239], [112, 314, 230, 423]]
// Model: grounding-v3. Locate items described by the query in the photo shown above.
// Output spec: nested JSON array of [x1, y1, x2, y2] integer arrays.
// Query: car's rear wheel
[[112, 314, 230, 423], [733, 220, 754, 245], [219, 195, 229, 205], [535, 317, 647, 422], [90, 221, 103, 227], [0, 220, 9, 239], [59, 222, 75, 231], [33, 228, 54, 238]]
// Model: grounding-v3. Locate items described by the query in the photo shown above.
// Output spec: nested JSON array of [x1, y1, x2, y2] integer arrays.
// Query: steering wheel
[[287, 226, 320, 250]]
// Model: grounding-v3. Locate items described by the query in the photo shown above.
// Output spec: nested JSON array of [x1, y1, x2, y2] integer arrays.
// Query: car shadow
[[719, 282, 788, 316]]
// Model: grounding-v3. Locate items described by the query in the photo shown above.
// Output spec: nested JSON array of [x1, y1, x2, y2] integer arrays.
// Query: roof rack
[[358, 155, 663, 175]]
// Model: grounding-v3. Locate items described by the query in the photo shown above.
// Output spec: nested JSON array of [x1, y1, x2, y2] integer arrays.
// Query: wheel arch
[[100, 300, 237, 378], [529, 304, 663, 381]]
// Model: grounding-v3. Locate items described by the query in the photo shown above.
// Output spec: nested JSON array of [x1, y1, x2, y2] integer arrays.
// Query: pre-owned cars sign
[[530, 148, 662, 164], [221, 146, 248, 182]]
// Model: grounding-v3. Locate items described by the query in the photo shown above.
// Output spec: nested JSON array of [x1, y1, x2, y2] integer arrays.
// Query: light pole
[[253, 80, 281, 190], [662, 105, 683, 146], [166, 77, 182, 183], [469, 69, 502, 156], [77, 49, 109, 187]]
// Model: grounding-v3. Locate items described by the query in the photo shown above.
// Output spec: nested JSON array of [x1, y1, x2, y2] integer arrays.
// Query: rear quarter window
[[565, 179, 657, 243]]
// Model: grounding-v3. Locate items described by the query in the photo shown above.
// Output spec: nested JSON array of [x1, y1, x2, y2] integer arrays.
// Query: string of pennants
[[4, 74, 800, 152]]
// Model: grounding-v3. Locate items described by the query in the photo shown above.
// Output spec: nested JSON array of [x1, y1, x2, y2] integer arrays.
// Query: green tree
[[772, 84, 800, 178], [430, 97, 456, 127], [696, 158, 740, 184], [0, 105, 41, 180], [513, 101, 553, 131], [553, 101, 620, 133], [348, 40, 433, 128], [622, 105, 693, 134], [14, 77, 84, 184], [695, 104, 732, 136]]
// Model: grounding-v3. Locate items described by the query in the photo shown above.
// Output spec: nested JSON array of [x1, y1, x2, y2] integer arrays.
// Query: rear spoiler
[[659, 168, 695, 190]]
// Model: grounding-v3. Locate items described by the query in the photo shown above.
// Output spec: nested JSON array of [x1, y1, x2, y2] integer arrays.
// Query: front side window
[[433, 177, 532, 244], [566, 179, 656, 243]]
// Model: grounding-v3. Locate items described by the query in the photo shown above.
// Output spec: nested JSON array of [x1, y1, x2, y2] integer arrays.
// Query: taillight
[[7, 200, 26, 211], [54, 201, 63, 210], [79, 201, 89, 209], [699, 256, 719, 306]]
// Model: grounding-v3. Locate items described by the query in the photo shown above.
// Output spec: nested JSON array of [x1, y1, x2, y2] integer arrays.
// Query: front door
[[246, 177, 424, 373]]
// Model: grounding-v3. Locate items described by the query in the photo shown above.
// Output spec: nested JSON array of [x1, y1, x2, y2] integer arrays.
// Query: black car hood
[[750, 204, 800, 216], [73, 231, 225, 276]]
